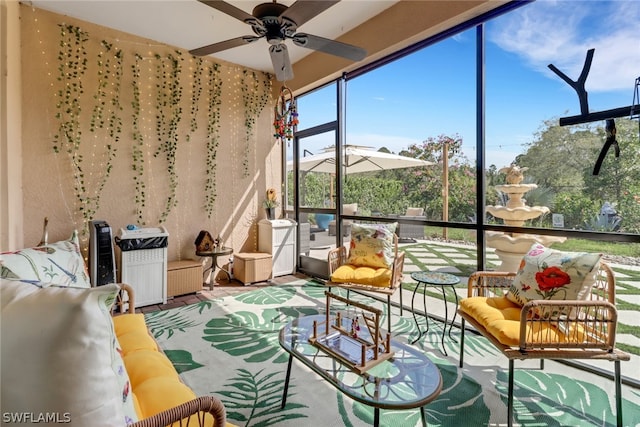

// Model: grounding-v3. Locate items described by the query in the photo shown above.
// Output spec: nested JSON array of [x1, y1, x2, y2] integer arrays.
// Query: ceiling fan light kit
[[190, 0, 367, 81]]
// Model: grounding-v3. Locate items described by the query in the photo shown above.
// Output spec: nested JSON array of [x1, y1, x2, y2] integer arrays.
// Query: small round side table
[[410, 271, 460, 356], [196, 247, 233, 285]]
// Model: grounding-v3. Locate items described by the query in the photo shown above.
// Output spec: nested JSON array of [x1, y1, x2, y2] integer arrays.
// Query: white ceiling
[[30, 0, 398, 74]]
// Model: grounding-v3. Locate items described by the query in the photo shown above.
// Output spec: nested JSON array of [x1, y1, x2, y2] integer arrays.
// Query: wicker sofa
[[0, 233, 229, 427]]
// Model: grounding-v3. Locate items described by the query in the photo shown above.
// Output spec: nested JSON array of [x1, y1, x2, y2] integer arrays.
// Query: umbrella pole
[[330, 174, 335, 208], [443, 142, 449, 240]]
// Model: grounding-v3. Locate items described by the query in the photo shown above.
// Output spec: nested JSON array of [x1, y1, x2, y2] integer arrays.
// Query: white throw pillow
[[0, 280, 138, 426]]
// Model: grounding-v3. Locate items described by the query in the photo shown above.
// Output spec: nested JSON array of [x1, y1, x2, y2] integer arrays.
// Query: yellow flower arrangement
[[263, 187, 280, 209]]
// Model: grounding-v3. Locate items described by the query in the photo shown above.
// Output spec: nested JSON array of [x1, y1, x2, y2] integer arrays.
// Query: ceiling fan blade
[[269, 44, 294, 82], [197, 0, 260, 26], [292, 33, 367, 61], [280, 0, 340, 28], [190, 36, 261, 56]]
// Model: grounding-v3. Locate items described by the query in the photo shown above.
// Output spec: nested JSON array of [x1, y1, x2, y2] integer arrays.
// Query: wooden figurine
[[309, 291, 393, 374], [194, 230, 215, 252]]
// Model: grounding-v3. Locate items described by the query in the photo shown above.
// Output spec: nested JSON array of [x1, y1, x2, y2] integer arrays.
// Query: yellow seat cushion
[[131, 392, 142, 422], [117, 328, 159, 355], [123, 349, 178, 389], [331, 264, 392, 287], [114, 312, 237, 426], [459, 296, 568, 346], [134, 376, 197, 418], [114, 313, 159, 356], [113, 313, 148, 337]]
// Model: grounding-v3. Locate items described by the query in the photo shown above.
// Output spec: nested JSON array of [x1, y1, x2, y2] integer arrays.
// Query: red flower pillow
[[506, 243, 602, 308]]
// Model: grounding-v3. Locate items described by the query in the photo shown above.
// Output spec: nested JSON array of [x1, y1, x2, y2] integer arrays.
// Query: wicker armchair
[[458, 263, 630, 427], [326, 233, 404, 331], [328, 203, 358, 236], [395, 207, 426, 242], [113, 285, 228, 427]]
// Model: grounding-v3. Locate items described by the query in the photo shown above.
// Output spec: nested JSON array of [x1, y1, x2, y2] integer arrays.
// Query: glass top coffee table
[[279, 314, 442, 427]]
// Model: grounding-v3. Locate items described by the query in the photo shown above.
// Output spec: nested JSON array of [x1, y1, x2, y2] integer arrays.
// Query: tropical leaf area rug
[[145, 279, 640, 427]]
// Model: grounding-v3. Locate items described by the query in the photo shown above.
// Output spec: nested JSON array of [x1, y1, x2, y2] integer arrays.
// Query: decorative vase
[[266, 207, 275, 220]]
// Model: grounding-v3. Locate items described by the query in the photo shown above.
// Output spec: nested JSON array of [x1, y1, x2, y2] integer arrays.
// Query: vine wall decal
[[131, 53, 146, 224], [205, 63, 223, 218], [153, 51, 184, 223], [241, 70, 272, 177], [26, 3, 276, 258]]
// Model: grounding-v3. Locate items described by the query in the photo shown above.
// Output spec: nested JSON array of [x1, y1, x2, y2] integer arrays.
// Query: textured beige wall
[[1, 0, 24, 251], [18, 4, 281, 261]]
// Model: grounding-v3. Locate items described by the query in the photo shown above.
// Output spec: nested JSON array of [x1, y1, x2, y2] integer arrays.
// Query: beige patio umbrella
[[290, 145, 434, 209], [295, 145, 434, 174]]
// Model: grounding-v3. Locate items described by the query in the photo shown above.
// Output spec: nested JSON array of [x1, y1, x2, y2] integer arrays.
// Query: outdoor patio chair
[[328, 203, 358, 236], [326, 223, 404, 332], [396, 207, 426, 242], [457, 249, 630, 427]]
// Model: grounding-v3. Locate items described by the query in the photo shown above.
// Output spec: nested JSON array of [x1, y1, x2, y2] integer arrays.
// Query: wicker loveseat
[[0, 233, 229, 427], [457, 244, 630, 427]]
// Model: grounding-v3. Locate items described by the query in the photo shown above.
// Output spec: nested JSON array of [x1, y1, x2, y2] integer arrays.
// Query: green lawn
[[423, 226, 640, 257]]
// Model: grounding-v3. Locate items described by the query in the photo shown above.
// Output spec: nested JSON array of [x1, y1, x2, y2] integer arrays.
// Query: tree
[[342, 176, 405, 215], [515, 117, 640, 233], [400, 134, 477, 222], [515, 118, 601, 193], [582, 119, 640, 233]]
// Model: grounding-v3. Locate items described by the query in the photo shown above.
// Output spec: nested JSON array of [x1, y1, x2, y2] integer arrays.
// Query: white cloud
[[489, 0, 640, 92]]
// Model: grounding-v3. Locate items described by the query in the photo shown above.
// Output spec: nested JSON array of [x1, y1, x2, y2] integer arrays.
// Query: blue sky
[[298, 0, 639, 169]]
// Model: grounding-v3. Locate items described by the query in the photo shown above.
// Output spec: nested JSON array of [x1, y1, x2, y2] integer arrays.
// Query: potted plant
[[263, 188, 279, 220]]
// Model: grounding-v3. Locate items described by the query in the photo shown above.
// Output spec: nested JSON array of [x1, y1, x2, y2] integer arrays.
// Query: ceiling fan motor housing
[[190, 0, 366, 82], [251, 2, 296, 44]]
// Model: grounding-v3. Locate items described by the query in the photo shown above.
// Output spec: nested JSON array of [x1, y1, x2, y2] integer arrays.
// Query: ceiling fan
[[189, 0, 367, 81]]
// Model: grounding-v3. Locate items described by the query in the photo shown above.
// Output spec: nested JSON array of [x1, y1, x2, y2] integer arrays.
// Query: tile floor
[[136, 273, 308, 314]]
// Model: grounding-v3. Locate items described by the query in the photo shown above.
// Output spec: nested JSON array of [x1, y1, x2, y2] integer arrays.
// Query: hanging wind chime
[[273, 85, 299, 144]]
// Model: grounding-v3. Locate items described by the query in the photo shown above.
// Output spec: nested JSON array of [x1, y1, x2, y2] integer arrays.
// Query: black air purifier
[[89, 220, 116, 286]]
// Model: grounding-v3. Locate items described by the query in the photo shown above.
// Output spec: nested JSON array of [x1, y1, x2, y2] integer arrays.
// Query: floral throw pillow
[[506, 243, 602, 308], [347, 223, 397, 269], [0, 230, 91, 288]]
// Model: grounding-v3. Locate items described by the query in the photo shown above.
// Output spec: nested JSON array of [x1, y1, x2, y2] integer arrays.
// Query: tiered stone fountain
[[485, 165, 565, 272]]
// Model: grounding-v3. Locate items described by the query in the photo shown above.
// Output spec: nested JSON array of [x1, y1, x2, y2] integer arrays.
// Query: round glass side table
[[410, 271, 461, 356], [196, 246, 233, 285]]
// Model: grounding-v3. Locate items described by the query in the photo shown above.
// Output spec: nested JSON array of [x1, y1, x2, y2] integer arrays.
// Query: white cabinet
[[258, 219, 297, 277]]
